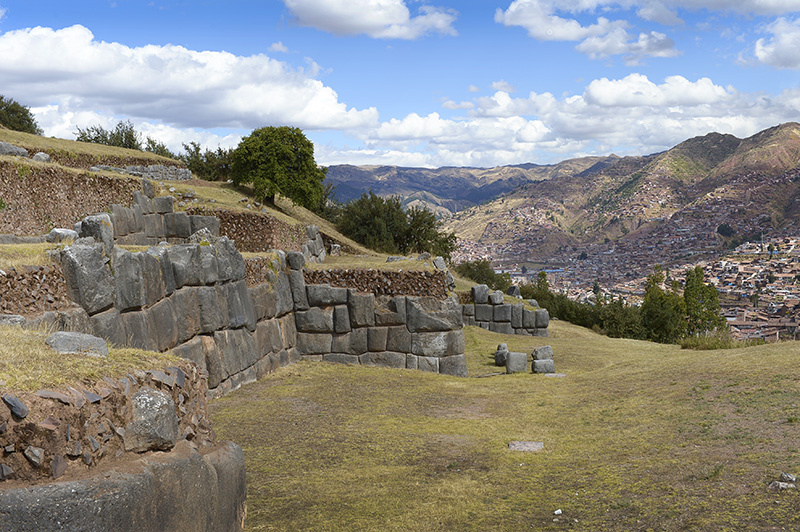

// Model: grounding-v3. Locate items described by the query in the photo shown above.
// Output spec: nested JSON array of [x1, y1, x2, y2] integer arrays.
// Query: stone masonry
[[463, 284, 549, 337]]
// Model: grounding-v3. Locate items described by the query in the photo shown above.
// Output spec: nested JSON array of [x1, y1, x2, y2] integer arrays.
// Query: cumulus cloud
[[491, 80, 516, 92], [0, 24, 378, 139], [754, 17, 800, 69], [269, 41, 289, 52], [282, 0, 457, 39]]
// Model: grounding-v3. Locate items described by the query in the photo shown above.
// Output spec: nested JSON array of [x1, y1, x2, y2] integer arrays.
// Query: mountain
[[445, 122, 800, 279], [324, 156, 619, 215]]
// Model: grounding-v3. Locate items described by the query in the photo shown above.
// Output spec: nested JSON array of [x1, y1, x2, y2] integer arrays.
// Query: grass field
[[210, 320, 800, 531]]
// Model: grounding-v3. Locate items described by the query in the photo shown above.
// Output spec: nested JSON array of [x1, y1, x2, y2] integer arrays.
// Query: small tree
[[454, 260, 511, 292], [181, 141, 233, 181], [76, 120, 143, 150], [0, 95, 43, 135], [337, 192, 407, 253], [230, 126, 326, 211], [684, 266, 725, 336], [641, 266, 686, 343]]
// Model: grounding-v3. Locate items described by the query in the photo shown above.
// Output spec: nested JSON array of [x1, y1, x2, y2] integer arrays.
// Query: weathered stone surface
[[147, 246, 176, 297], [323, 353, 360, 365], [143, 213, 165, 238], [296, 332, 332, 355], [197, 245, 219, 285], [139, 249, 164, 307], [386, 325, 412, 353], [307, 284, 348, 307], [417, 356, 438, 373], [295, 307, 334, 333], [2, 395, 28, 419], [134, 191, 154, 215], [123, 387, 179, 452], [494, 343, 509, 366], [507, 285, 522, 298], [46, 228, 78, 244], [274, 271, 293, 317], [111, 247, 146, 311], [189, 215, 220, 237], [406, 296, 462, 332], [286, 251, 305, 270], [24, 446, 44, 467], [374, 296, 407, 326], [61, 242, 115, 315], [522, 308, 536, 329], [148, 298, 178, 352], [121, 311, 157, 351], [462, 304, 475, 317], [368, 327, 388, 352], [215, 328, 259, 378], [288, 269, 309, 310], [331, 333, 350, 353], [511, 304, 524, 328], [533, 328, 549, 338], [535, 308, 550, 329], [506, 351, 528, 373], [488, 291, 504, 305], [79, 213, 114, 255], [533, 359, 555, 374], [0, 314, 25, 326], [153, 195, 174, 214], [170, 288, 201, 343], [406, 353, 418, 370], [439, 354, 468, 377], [279, 314, 297, 348], [348, 290, 375, 327], [227, 280, 257, 331], [45, 332, 108, 357], [532, 345, 554, 360], [171, 337, 207, 374], [493, 304, 512, 322], [411, 331, 449, 357], [508, 441, 544, 452], [349, 327, 368, 355], [111, 205, 129, 236], [167, 245, 202, 288], [194, 287, 225, 333], [474, 304, 493, 322], [360, 351, 406, 368], [489, 322, 514, 335], [0, 141, 28, 157], [33, 151, 50, 162], [472, 284, 490, 304], [333, 305, 350, 333]]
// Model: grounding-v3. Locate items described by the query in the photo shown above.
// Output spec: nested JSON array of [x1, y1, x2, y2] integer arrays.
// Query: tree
[[337, 192, 407, 254], [76, 120, 143, 150], [181, 141, 233, 181], [641, 266, 686, 343], [401, 206, 457, 259], [0, 95, 42, 135], [455, 260, 511, 292], [230, 126, 326, 211], [684, 266, 725, 337]]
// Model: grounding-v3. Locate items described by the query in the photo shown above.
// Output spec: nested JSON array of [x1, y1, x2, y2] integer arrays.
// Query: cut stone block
[[505, 351, 527, 374]]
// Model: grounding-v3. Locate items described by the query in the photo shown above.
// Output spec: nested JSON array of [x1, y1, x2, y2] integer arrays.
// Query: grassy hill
[[211, 321, 800, 531]]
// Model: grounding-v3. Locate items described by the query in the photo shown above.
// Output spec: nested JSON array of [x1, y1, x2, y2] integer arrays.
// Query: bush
[[680, 330, 764, 350], [454, 260, 511, 292], [181, 141, 232, 181], [76, 120, 143, 150], [0, 95, 42, 135]]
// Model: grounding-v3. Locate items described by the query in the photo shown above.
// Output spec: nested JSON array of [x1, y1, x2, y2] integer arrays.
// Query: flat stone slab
[[509, 441, 544, 452], [544, 373, 567, 378], [46, 332, 109, 357]]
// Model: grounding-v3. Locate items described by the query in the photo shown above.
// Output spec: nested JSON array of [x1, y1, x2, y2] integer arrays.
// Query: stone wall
[[462, 284, 550, 337], [0, 265, 73, 316], [91, 164, 192, 181], [187, 207, 307, 253], [303, 267, 448, 298]]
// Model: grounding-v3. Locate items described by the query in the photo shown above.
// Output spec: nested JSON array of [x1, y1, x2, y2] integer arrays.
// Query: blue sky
[[1, 1, 800, 168]]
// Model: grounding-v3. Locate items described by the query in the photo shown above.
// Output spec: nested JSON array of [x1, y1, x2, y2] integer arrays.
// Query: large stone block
[[189, 215, 220, 237], [111, 247, 146, 311], [405, 296, 462, 333], [79, 213, 114, 255], [493, 304, 512, 322], [143, 214, 165, 238], [110, 204, 129, 237], [374, 296, 407, 326], [412, 331, 463, 357], [249, 284, 268, 322], [279, 314, 297, 348], [332, 333, 351, 353], [511, 304, 524, 328], [214, 328, 258, 378], [198, 245, 219, 285], [522, 308, 536, 329], [167, 245, 203, 288], [333, 305, 350, 333], [171, 336, 207, 374], [195, 286, 227, 333], [533, 328, 549, 338], [307, 284, 348, 307], [323, 353, 359, 365], [121, 311, 157, 351], [90, 308, 127, 347], [201, 335, 223, 388], [153, 195, 174, 214], [535, 308, 550, 329], [417, 356, 439, 373], [462, 304, 475, 317], [489, 322, 514, 335], [263, 319, 283, 353], [386, 325, 412, 353], [368, 327, 388, 352], [360, 352, 406, 369], [140, 249, 165, 307], [439, 354, 468, 377], [471, 284, 490, 304], [132, 204, 145, 234], [286, 251, 305, 270], [170, 288, 201, 343], [296, 332, 332, 355], [506, 351, 528, 374], [533, 359, 555, 374], [227, 280, 257, 331], [147, 246, 175, 296], [406, 354, 418, 370], [134, 191, 154, 214], [488, 291, 504, 305], [348, 290, 375, 327], [123, 387, 178, 452], [148, 298, 178, 352], [288, 269, 309, 310], [275, 271, 294, 317], [349, 327, 368, 355], [217, 237, 245, 281], [532, 345, 554, 360], [61, 242, 115, 315], [474, 304, 493, 322], [295, 307, 334, 333]]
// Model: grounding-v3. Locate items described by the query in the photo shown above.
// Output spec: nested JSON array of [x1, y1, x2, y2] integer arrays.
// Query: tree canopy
[[230, 126, 326, 211], [0, 95, 43, 135]]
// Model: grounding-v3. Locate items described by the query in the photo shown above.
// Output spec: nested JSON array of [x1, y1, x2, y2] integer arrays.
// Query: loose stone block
[[439, 354, 468, 377], [348, 290, 375, 327], [295, 307, 335, 333], [333, 305, 351, 333], [307, 284, 348, 306], [493, 304, 512, 322], [533, 328, 549, 338], [386, 325, 412, 353], [506, 351, 527, 374], [360, 352, 406, 369], [288, 269, 309, 310], [349, 327, 368, 355], [532, 345, 554, 360], [494, 343, 509, 366], [323, 353, 360, 365], [488, 291, 504, 305], [296, 332, 332, 355], [474, 304, 493, 322], [472, 284, 490, 304], [45, 332, 107, 357], [533, 359, 555, 374], [535, 308, 550, 329], [368, 327, 389, 352]]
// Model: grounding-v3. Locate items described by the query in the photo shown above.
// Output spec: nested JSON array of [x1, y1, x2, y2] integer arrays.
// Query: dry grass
[[0, 325, 180, 391], [0, 243, 62, 269], [211, 320, 800, 531]]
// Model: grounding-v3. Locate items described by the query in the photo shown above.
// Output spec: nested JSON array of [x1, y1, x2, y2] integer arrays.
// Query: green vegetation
[[211, 321, 800, 531], [231, 126, 326, 211], [181, 141, 233, 181], [0, 95, 42, 135], [335, 192, 457, 259], [454, 259, 511, 292], [76, 120, 148, 151]]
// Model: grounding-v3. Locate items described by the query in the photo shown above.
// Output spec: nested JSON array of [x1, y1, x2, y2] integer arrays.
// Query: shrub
[[0, 95, 42, 135]]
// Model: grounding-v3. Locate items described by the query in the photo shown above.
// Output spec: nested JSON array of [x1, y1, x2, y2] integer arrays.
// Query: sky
[[1, 1, 800, 168]]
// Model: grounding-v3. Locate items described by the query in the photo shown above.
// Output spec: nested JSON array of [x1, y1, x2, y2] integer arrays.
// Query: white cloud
[[0, 24, 378, 139], [637, 1, 683, 25], [442, 99, 475, 110], [282, 0, 457, 39], [468, 85, 481, 93], [577, 29, 679, 64], [0, 7, 6, 21], [491, 80, 516, 92], [754, 17, 800, 69], [584, 74, 733, 106], [269, 41, 289, 52]]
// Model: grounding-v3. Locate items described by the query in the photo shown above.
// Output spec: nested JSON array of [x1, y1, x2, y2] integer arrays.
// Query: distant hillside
[[325, 156, 619, 215], [446, 122, 800, 267]]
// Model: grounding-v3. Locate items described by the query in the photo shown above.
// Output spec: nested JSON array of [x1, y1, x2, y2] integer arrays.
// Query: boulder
[[532, 345, 554, 360], [506, 285, 522, 298], [0, 141, 28, 157], [60, 242, 115, 315], [471, 284, 490, 304], [439, 354, 468, 377], [532, 359, 556, 374], [45, 332, 108, 357], [123, 388, 179, 452], [488, 290, 504, 305], [494, 343, 509, 366], [506, 351, 527, 373], [433, 257, 447, 270], [79, 213, 115, 255], [32, 152, 50, 162], [45, 228, 77, 243], [286, 251, 305, 270]]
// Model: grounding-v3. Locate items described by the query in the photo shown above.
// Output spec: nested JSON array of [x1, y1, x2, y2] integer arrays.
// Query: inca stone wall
[[303, 267, 448, 298], [462, 284, 549, 337], [187, 207, 308, 253]]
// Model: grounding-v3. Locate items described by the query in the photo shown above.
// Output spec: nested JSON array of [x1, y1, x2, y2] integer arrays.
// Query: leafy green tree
[[337, 192, 407, 253], [599, 297, 644, 339], [684, 266, 725, 336], [144, 137, 177, 159], [0, 95, 42, 135], [76, 120, 143, 150], [181, 141, 232, 181], [230, 126, 326, 211], [402, 206, 457, 259], [455, 260, 511, 292], [641, 266, 686, 343]]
